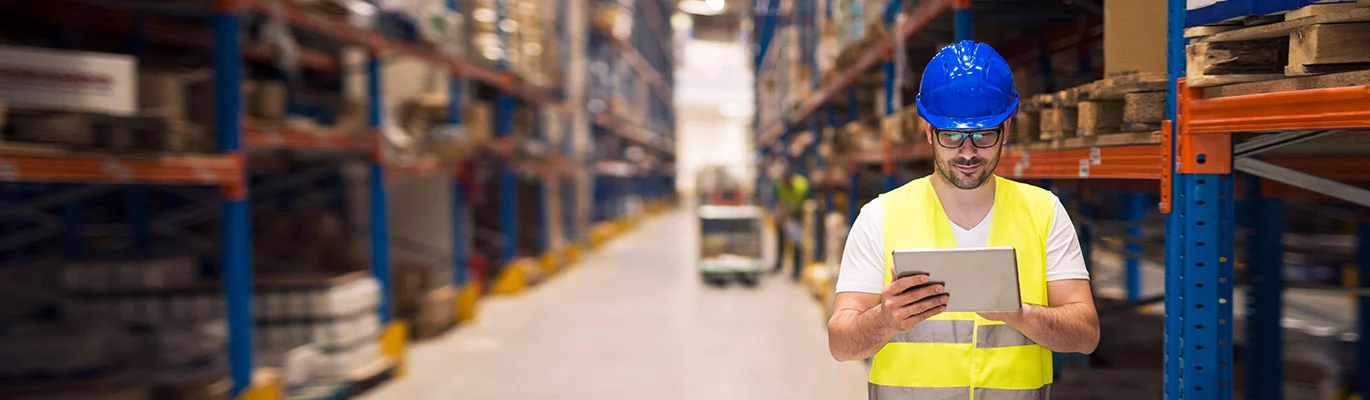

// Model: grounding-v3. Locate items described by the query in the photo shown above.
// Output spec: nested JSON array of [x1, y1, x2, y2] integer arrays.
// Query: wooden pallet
[[1017, 73, 1167, 142], [1185, 3, 1370, 87], [1200, 68, 1370, 98]]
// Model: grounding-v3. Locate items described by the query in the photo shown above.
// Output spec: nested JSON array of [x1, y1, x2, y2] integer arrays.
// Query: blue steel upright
[[497, 95, 518, 264], [955, 0, 973, 42], [214, 6, 254, 396], [448, 68, 469, 286], [367, 55, 393, 322], [496, 0, 519, 264], [1164, 0, 1186, 396], [1181, 173, 1225, 399]]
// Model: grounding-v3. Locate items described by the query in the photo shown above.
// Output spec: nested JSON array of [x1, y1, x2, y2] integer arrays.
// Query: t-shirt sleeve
[[1045, 197, 1090, 282], [835, 199, 887, 294]]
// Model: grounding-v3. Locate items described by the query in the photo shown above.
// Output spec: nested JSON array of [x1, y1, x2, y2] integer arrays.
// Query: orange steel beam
[[244, 123, 375, 152], [997, 144, 1165, 180], [0, 150, 244, 187], [1188, 83, 1370, 134], [758, 0, 953, 147], [1177, 79, 1232, 174]]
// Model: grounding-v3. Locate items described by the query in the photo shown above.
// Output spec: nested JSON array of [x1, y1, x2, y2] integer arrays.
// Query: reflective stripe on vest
[[869, 176, 1057, 398], [868, 384, 1053, 400], [889, 320, 1034, 348]]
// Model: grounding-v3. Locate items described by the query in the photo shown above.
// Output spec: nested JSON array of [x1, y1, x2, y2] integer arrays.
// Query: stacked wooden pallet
[[1185, 2, 1370, 88], [1014, 72, 1168, 146]]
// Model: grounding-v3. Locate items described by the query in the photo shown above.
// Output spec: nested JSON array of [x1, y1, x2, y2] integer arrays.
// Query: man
[[826, 41, 1099, 399], [772, 163, 810, 280]]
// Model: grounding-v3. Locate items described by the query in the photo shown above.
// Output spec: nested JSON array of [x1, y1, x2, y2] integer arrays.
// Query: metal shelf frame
[[0, 0, 681, 396], [586, 0, 677, 228]]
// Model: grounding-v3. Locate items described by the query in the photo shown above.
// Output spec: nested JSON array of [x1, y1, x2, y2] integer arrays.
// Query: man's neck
[[930, 173, 997, 211]]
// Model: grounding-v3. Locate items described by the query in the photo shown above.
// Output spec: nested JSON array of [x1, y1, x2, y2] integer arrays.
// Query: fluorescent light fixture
[[679, 0, 724, 15]]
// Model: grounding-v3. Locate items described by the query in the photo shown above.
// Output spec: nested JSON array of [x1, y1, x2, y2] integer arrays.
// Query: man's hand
[[877, 270, 949, 332]]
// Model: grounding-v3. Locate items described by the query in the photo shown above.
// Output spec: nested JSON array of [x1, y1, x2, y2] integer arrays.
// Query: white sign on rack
[[0, 45, 136, 115]]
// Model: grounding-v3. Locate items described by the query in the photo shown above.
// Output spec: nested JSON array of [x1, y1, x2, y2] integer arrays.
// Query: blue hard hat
[[915, 41, 1019, 130]]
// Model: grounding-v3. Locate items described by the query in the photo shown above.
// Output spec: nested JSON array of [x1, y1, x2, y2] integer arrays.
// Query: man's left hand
[[978, 304, 1029, 324]]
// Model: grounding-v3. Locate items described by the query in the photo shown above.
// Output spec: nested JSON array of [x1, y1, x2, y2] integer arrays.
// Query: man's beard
[[934, 149, 1000, 190]]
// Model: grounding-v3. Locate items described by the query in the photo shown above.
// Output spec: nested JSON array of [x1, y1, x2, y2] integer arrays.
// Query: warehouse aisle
[[362, 209, 869, 400]]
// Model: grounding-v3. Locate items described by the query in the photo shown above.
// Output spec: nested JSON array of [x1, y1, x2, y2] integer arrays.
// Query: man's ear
[[922, 120, 933, 144]]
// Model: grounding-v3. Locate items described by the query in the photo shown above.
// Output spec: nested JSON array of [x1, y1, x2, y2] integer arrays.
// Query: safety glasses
[[934, 125, 1004, 149]]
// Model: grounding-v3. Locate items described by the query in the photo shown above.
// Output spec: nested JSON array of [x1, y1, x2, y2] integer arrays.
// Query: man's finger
[[908, 304, 948, 322], [883, 273, 928, 297], [889, 282, 945, 307], [902, 293, 949, 316]]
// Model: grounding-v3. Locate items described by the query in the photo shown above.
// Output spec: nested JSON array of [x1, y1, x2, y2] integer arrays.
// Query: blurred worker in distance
[[826, 41, 1099, 399], [771, 162, 810, 281]]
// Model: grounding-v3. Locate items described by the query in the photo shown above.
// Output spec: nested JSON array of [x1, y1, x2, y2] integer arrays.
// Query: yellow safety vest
[[870, 176, 1056, 400]]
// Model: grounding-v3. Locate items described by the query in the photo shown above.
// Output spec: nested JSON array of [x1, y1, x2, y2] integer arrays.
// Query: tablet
[[891, 247, 1021, 313]]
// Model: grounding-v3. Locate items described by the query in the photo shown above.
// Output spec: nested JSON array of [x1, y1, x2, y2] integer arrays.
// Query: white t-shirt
[[834, 196, 1089, 295]]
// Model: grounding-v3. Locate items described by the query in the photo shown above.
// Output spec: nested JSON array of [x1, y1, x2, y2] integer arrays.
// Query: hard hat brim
[[917, 97, 1019, 131]]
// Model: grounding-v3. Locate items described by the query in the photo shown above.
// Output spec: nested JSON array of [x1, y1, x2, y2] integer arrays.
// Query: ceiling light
[[706, 0, 725, 11], [679, 0, 724, 15]]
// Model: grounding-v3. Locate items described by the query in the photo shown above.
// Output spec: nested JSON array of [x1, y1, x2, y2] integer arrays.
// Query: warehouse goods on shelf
[[0, 0, 676, 398]]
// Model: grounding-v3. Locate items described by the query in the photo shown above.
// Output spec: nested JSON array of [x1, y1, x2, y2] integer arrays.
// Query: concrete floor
[[361, 210, 870, 400]]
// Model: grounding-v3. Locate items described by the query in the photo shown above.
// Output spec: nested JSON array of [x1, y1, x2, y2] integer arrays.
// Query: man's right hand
[[878, 271, 949, 332]]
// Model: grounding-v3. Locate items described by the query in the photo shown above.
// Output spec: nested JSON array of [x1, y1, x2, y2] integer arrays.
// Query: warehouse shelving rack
[[996, 0, 1370, 397], [752, 0, 956, 275], [587, 0, 678, 233], [755, 0, 1370, 398], [0, 0, 677, 397]]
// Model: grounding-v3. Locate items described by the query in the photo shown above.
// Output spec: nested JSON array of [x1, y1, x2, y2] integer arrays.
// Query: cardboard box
[[250, 80, 287, 120], [139, 71, 187, 120], [1105, 0, 1168, 77], [0, 45, 137, 116]]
